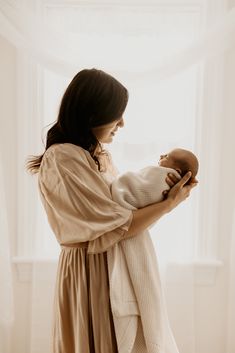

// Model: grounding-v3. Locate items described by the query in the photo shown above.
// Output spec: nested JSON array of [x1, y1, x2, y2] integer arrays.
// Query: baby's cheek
[[160, 160, 167, 167]]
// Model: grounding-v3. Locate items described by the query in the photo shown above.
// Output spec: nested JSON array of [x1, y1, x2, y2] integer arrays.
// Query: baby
[[111, 148, 199, 210], [110, 148, 198, 351]]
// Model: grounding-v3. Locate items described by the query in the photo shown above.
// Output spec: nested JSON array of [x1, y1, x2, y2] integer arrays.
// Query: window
[[37, 3, 201, 261]]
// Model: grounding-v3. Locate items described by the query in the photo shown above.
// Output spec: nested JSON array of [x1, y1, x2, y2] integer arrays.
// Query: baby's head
[[158, 148, 199, 180]]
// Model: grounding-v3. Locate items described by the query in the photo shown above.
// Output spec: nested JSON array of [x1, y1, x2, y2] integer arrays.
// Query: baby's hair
[[172, 150, 199, 179]]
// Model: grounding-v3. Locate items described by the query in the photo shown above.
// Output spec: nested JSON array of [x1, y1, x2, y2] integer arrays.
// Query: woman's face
[[92, 117, 124, 143]]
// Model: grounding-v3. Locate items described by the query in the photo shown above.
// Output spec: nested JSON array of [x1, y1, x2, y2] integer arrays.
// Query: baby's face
[[158, 148, 199, 179], [159, 151, 177, 168], [158, 149, 184, 175]]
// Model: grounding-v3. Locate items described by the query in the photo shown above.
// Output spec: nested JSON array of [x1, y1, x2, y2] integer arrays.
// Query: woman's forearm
[[125, 199, 173, 237]]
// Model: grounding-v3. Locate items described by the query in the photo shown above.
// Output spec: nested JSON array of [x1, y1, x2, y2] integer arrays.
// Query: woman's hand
[[166, 172, 181, 187], [162, 172, 181, 198], [165, 171, 198, 211]]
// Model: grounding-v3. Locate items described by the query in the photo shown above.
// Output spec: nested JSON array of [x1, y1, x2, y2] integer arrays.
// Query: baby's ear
[[190, 177, 198, 184], [175, 168, 182, 175]]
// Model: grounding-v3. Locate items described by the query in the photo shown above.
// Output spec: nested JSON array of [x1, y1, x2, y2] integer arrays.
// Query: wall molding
[[43, 0, 201, 9], [12, 257, 58, 282], [166, 260, 223, 286], [12, 257, 223, 285]]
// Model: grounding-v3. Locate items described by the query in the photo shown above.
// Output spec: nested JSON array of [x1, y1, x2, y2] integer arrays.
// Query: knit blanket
[[108, 165, 181, 353], [111, 165, 181, 210]]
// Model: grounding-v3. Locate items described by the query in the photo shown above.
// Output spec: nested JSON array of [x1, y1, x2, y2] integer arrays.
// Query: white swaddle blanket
[[111, 165, 181, 210], [108, 165, 182, 353]]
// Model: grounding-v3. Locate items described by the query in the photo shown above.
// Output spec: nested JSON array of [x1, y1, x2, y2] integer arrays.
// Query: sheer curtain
[[226, 209, 235, 353], [0, 150, 14, 353], [1, 2, 235, 80], [0, 1, 234, 353]]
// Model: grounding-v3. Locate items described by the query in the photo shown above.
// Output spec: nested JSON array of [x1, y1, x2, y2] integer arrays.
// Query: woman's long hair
[[26, 68, 129, 173]]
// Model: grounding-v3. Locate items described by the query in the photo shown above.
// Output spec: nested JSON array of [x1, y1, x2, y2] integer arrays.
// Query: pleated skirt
[[52, 244, 118, 353]]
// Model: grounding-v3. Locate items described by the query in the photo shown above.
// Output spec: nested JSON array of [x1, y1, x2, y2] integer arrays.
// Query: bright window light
[[39, 6, 200, 261]]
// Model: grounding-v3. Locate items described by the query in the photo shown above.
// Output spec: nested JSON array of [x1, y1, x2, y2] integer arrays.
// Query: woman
[[27, 68, 197, 353]]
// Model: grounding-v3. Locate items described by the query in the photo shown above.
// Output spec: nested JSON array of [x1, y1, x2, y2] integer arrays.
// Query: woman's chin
[[100, 137, 113, 144], [102, 136, 113, 144]]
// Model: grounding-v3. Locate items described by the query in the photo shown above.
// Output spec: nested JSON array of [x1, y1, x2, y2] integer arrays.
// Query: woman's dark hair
[[26, 68, 129, 173]]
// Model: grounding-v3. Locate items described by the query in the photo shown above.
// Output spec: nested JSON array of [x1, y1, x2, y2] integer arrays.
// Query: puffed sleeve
[[38, 144, 133, 253]]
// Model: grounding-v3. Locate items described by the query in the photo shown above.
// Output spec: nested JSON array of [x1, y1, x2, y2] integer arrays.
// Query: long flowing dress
[[38, 143, 143, 353]]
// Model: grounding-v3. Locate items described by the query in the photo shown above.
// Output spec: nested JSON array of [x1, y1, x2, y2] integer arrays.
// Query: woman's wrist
[[151, 198, 174, 214], [127, 198, 174, 236], [162, 198, 174, 213]]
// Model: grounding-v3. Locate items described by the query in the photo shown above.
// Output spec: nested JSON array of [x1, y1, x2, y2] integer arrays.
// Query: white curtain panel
[[0, 150, 14, 353], [226, 208, 235, 353]]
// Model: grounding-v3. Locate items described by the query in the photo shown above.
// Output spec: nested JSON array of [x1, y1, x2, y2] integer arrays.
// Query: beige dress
[[38, 143, 140, 353]]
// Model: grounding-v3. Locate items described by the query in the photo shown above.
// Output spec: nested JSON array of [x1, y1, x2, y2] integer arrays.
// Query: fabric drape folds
[[0, 151, 14, 353], [0, 3, 235, 80]]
